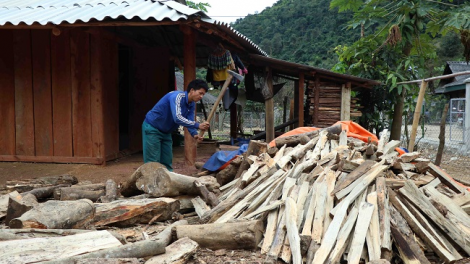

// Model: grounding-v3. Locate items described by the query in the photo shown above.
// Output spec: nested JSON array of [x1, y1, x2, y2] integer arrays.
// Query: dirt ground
[[0, 145, 219, 186]]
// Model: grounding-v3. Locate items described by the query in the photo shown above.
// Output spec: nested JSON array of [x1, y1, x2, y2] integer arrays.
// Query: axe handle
[[199, 74, 233, 138]]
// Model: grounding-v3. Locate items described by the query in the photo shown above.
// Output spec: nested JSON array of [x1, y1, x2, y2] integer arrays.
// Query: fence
[[400, 97, 470, 184], [194, 109, 287, 142]]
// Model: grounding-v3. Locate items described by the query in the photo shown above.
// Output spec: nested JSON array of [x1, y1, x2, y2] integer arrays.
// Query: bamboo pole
[[408, 80, 428, 151]]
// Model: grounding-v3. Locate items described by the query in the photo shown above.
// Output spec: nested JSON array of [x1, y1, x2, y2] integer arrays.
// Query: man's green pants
[[142, 121, 173, 171]]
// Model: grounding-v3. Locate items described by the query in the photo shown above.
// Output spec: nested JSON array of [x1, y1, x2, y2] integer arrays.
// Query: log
[[194, 180, 219, 207], [145, 237, 198, 264], [175, 220, 264, 250], [100, 179, 118, 203], [5, 174, 78, 193], [120, 162, 166, 197], [216, 162, 239, 186], [76, 259, 140, 264], [92, 198, 179, 227], [9, 199, 95, 229], [42, 237, 166, 264], [0, 230, 122, 263], [273, 124, 342, 149], [56, 188, 105, 202], [0, 228, 92, 241], [21, 184, 71, 199]]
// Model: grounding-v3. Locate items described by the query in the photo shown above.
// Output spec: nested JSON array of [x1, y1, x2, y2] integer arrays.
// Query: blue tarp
[[203, 144, 249, 172]]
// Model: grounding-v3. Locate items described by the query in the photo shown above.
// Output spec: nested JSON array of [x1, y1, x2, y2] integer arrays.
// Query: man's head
[[187, 79, 209, 103]]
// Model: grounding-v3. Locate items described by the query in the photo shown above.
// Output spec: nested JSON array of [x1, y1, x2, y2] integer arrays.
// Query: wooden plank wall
[[0, 29, 118, 164]]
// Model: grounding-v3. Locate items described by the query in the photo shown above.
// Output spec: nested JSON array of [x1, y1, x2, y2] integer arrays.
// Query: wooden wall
[[305, 80, 362, 127], [0, 29, 118, 164]]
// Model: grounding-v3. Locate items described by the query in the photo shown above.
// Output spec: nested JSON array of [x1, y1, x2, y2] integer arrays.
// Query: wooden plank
[[102, 36, 119, 160], [347, 201, 375, 264], [365, 192, 381, 261], [0, 230, 122, 263], [312, 200, 349, 264], [0, 30, 16, 155], [333, 160, 376, 195], [90, 33, 106, 159], [376, 177, 392, 251], [31, 30, 53, 156], [14, 30, 35, 156], [51, 29, 73, 157], [399, 180, 470, 255], [0, 155, 103, 164], [327, 207, 359, 264], [70, 29, 92, 157], [261, 209, 278, 254], [312, 174, 327, 243], [389, 190, 458, 263], [340, 82, 351, 120], [285, 197, 301, 264], [428, 163, 469, 194]]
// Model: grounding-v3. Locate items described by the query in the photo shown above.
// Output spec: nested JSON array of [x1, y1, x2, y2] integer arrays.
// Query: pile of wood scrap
[[202, 127, 470, 264]]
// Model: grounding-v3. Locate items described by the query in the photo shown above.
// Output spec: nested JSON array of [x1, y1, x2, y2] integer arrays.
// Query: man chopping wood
[[142, 79, 210, 171]]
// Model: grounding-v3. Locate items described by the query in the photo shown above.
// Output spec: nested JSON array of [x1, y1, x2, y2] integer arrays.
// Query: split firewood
[[0, 230, 122, 263], [191, 197, 211, 218], [0, 191, 20, 219], [92, 198, 179, 227], [9, 199, 95, 229], [145, 237, 198, 264], [376, 129, 389, 157], [234, 140, 268, 179], [175, 220, 264, 250], [5, 193, 38, 226], [5, 174, 78, 193], [332, 160, 376, 195], [194, 180, 219, 207]]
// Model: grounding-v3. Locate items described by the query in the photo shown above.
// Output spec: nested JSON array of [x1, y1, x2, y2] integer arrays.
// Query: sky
[[201, 0, 279, 23]]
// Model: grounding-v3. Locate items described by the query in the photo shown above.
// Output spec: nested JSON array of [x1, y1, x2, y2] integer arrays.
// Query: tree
[[330, 0, 470, 140]]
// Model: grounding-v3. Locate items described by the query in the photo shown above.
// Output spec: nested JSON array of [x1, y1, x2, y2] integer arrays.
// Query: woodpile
[[203, 127, 470, 264], [2, 125, 470, 264]]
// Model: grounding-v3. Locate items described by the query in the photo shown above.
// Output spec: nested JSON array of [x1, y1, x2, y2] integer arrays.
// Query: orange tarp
[[269, 121, 378, 147]]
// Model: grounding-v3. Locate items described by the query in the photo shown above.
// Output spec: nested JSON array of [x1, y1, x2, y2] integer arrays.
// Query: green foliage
[[186, 1, 210, 12]]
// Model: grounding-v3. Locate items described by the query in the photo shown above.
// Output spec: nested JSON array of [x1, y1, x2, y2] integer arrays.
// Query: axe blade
[[227, 70, 245, 82]]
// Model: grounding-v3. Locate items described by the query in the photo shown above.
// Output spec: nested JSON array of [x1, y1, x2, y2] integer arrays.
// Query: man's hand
[[193, 135, 204, 142], [199, 121, 210, 131]]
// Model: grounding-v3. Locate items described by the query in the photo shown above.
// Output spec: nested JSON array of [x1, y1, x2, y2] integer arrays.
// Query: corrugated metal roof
[[0, 0, 207, 26], [0, 0, 267, 55]]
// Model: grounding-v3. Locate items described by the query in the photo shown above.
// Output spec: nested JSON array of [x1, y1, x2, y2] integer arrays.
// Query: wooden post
[[265, 67, 275, 143], [341, 82, 351, 121], [283, 96, 288, 132], [298, 72, 304, 127], [435, 104, 449, 166], [313, 76, 320, 126], [408, 80, 428, 151], [181, 25, 197, 166], [230, 103, 237, 140]]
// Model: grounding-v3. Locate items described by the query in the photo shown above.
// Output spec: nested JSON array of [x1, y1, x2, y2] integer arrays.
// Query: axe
[[199, 70, 245, 138]]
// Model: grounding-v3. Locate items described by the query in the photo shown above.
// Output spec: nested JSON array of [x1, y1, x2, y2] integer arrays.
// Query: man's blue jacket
[[145, 91, 200, 136]]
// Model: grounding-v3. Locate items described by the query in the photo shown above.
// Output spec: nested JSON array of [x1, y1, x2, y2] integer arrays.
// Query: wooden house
[[0, 0, 379, 166], [0, 0, 266, 165], [436, 61, 470, 98]]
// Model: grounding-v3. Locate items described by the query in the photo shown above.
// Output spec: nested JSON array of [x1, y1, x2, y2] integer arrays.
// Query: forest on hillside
[[231, 0, 465, 71]]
